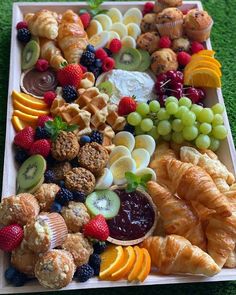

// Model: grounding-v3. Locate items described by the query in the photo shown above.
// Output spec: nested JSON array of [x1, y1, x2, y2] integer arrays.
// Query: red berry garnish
[[37, 115, 53, 127], [80, 13, 91, 29], [44, 91, 57, 106], [35, 59, 49, 72], [159, 36, 171, 48], [14, 126, 35, 150], [16, 21, 28, 30], [29, 139, 51, 158], [109, 38, 122, 53], [95, 48, 108, 61], [182, 9, 189, 15], [102, 57, 115, 72], [177, 51, 191, 66], [143, 2, 155, 15], [0, 224, 24, 252], [191, 41, 204, 54]]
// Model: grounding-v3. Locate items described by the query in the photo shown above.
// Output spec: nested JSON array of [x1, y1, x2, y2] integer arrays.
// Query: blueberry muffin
[[154, 0, 183, 13], [137, 32, 160, 54], [171, 37, 190, 52], [151, 48, 178, 75], [140, 13, 158, 33]]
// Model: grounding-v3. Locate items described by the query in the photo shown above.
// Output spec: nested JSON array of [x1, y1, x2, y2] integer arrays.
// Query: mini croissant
[[141, 235, 220, 276]]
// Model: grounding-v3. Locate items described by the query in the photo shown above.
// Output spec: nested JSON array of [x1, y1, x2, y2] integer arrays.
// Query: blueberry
[[80, 135, 91, 145], [12, 272, 28, 287], [94, 59, 103, 68], [58, 180, 65, 188], [86, 44, 96, 53], [50, 201, 62, 213], [5, 267, 18, 282]]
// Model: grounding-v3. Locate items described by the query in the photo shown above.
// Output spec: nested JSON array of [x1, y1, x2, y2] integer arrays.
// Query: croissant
[[25, 10, 58, 40], [141, 235, 220, 276], [224, 247, 236, 268], [147, 181, 206, 250], [58, 10, 88, 64]]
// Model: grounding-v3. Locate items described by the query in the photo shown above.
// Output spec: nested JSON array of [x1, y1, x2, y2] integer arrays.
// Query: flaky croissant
[[141, 235, 220, 276], [147, 181, 206, 250], [25, 10, 58, 40], [58, 10, 88, 64]]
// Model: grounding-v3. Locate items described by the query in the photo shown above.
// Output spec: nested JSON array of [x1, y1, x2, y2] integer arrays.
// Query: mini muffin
[[154, 0, 183, 13], [140, 13, 158, 33], [183, 9, 213, 42], [24, 213, 68, 253], [156, 8, 183, 39], [35, 249, 75, 289], [61, 201, 90, 233], [65, 167, 96, 194], [34, 183, 60, 211], [51, 131, 80, 161], [51, 161, 72, 181], [137, 32, 160, 54], [62, 233, 93, 267], [0, 193, 40, 226], [78, 142, 109, 176], [171, 37, 190, 52], [11, 239, 39, 277], [151, 48, 178, 75]]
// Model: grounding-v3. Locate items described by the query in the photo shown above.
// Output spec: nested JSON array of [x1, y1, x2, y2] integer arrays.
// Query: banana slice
[[110, 23, 128, 39], [110, 156, 136, 185], [136, 167, 157, 181], [121, 36, 136, 48], [86, 20, 103, 39], [94, 14, 112, 31], [89, 31, 110, 50], [114, 131, 135, 151], [126, 23, 141, 40], [95, 168, 114, 190], [123, 8, 143, 25], [135, 135, 156, 156], [107, 8, 123, 23], [131, 148, 150, 169], [108, 146, 131, 167]]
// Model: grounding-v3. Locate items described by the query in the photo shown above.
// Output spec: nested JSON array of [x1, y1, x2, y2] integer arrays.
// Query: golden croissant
[[25, 10, 58, 40], [141, 235, 220, 276], [58, 10, 88, 64]]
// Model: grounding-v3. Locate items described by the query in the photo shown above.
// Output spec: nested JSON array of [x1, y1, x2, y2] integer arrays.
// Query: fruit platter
[[1, 0, 236, 293]]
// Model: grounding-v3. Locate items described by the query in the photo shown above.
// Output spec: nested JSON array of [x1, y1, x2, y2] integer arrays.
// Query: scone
[[140, 13, 158, 33], [34, 183, 60, 211], [171, 37, 190, 52], [154, 0, 183, 13], [137, 32, 160, 54], [151, 48, 178, 75]]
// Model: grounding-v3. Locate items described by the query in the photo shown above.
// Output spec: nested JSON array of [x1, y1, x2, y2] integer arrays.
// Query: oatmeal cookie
[[34, 183, 60, 211], [51, 161, 72, 181]]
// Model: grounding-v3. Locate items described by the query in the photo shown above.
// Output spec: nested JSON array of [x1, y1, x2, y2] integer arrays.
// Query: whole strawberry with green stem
[[118, 96, 137, 116], [84, 214, 109, 241]]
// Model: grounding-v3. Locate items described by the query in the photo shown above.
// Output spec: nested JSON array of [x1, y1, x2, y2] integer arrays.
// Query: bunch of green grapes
[[127, 97, 227, 151]]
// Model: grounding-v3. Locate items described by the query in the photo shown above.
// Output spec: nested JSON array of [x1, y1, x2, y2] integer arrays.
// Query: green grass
[[0, 0, 236, 294]]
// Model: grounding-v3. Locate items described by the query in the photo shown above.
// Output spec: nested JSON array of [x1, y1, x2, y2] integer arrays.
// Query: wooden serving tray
[[1, 1, 236, 293]]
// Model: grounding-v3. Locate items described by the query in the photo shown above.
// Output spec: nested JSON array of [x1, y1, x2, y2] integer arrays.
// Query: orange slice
[[191, 54, 222, 68], [184, 67, 221, 88], [12, 90, 48, 110], [13, 100, 50, 116], [197, 49, 215, 57], [184, 61, 222, 77], [111, 246, 136, 280], [12, 116, 29, 132], [13, 110, 39, 123], [137, 248, 151, 282], [128, 246, 144, 282], [99, 246, 125, 280]]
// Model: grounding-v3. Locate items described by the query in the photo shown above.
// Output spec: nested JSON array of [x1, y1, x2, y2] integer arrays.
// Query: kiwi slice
[[22, 40, 40, 70], [114, 48, 142, 71], [136, 50, 151, 72], [85, 190, 121, 219], [16, 155, 46, 192], [97, 81, 114, 96], [26, 176, 44, 194]]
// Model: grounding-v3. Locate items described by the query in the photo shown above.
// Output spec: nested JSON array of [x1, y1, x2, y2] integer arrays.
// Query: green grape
[[195, 134, 211, 149], [140, 118, 153, 132], [149, 100, 160, 113], [148, 126, 159, 140], [198, 108, 214, 123], [165, 96, 178, 106], [209, 137, 220, 151], [135, 125, 143, 135], [182, 126, 198, 141], [199, 123, 212, 135], [191, 104, 203, 117], [212, 125, 228, 140], [172, 132, 184, 144], [157, 120, 171, 136], [162, 133, 172, 141], [166, 102, 178, 115], [178, 97, 192, 108], [157, 108, 170, 120], [172, 119, 184, 132], [136, 102, 150, 117], [212, 114, 224, 126], [181, 111, 196, 126], [127, 112, 142, 126], [175, 106, 189, 119], [212, 103, 224, 114]]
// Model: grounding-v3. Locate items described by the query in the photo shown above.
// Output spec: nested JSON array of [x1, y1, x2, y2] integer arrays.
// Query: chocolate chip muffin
[[171, 37, 190, 52], [51, 161, 72, 181], [64, 167, 96, 194], [151, 48, 178, 75], [140, 13, 158, 33], [51, 131, 80, 161], [154, 0, 183, 13], [137, 32, 160, 54], [78, 142, 109, 176]]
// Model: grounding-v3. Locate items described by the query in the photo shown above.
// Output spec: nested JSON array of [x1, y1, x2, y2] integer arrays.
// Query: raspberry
[[191, 41, 204, 54], [29, 139, 51, 158], [75, 264, 94, 282], [17, 28, 31, 43], [55, 188, 73, 206], [16, 21, 28, 30], [90, 130, 103, 144], [35, 59, 49, 72], [109, 38, 122, 53], [159, 36, 171, 48], [177, 51, 191, 66], [143, 2, 155, 13], [80, 64, 87, 73], [43, 91, 56, 106], [80, 51, 96, 67], [102, 57, 115, 72], [62, 85, 78, 102], [80, 13, 91, 29], [95, 48, 108, 61], [14, 126, 35, 150], [37, 115, 53, 127]]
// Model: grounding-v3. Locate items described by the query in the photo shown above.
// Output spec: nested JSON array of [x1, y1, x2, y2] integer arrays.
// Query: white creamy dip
[[96, 69, 156, 105]]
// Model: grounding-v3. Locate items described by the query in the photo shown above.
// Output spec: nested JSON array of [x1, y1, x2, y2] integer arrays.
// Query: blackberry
[[44, 170, 57, 183], [90, 130, 103, 144], [50, 201, 62, 213], [93, 241, 107, 254], [58, 180, 65, 188], [35, 126, 50, 139], [88, 253, 101, 272], [89, 65, 102, 79], [94, 59, 103, 68], [15, 149, 29, 165], [75, 264, 94, 282], [124, 124, 135, 135], [73, 191, 86, 203], [86, 44, 95, 53], [62, 85, 78, 103], [103, 47, 112, 57], [55, 188, 73, 205], [80, 51, 95, 67], [17, 28, 31, 43]]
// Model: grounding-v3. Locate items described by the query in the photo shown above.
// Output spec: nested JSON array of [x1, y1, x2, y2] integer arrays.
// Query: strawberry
[[14, 126, 35, 150], [57, 64, 83, 88], [0, 224, 23, 252], [80, 13, 91, 29], [29, 139, 51, 158], [83, 214, 109, 241], [118, 96, 137, 116], [37, 115, 53, 127]]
